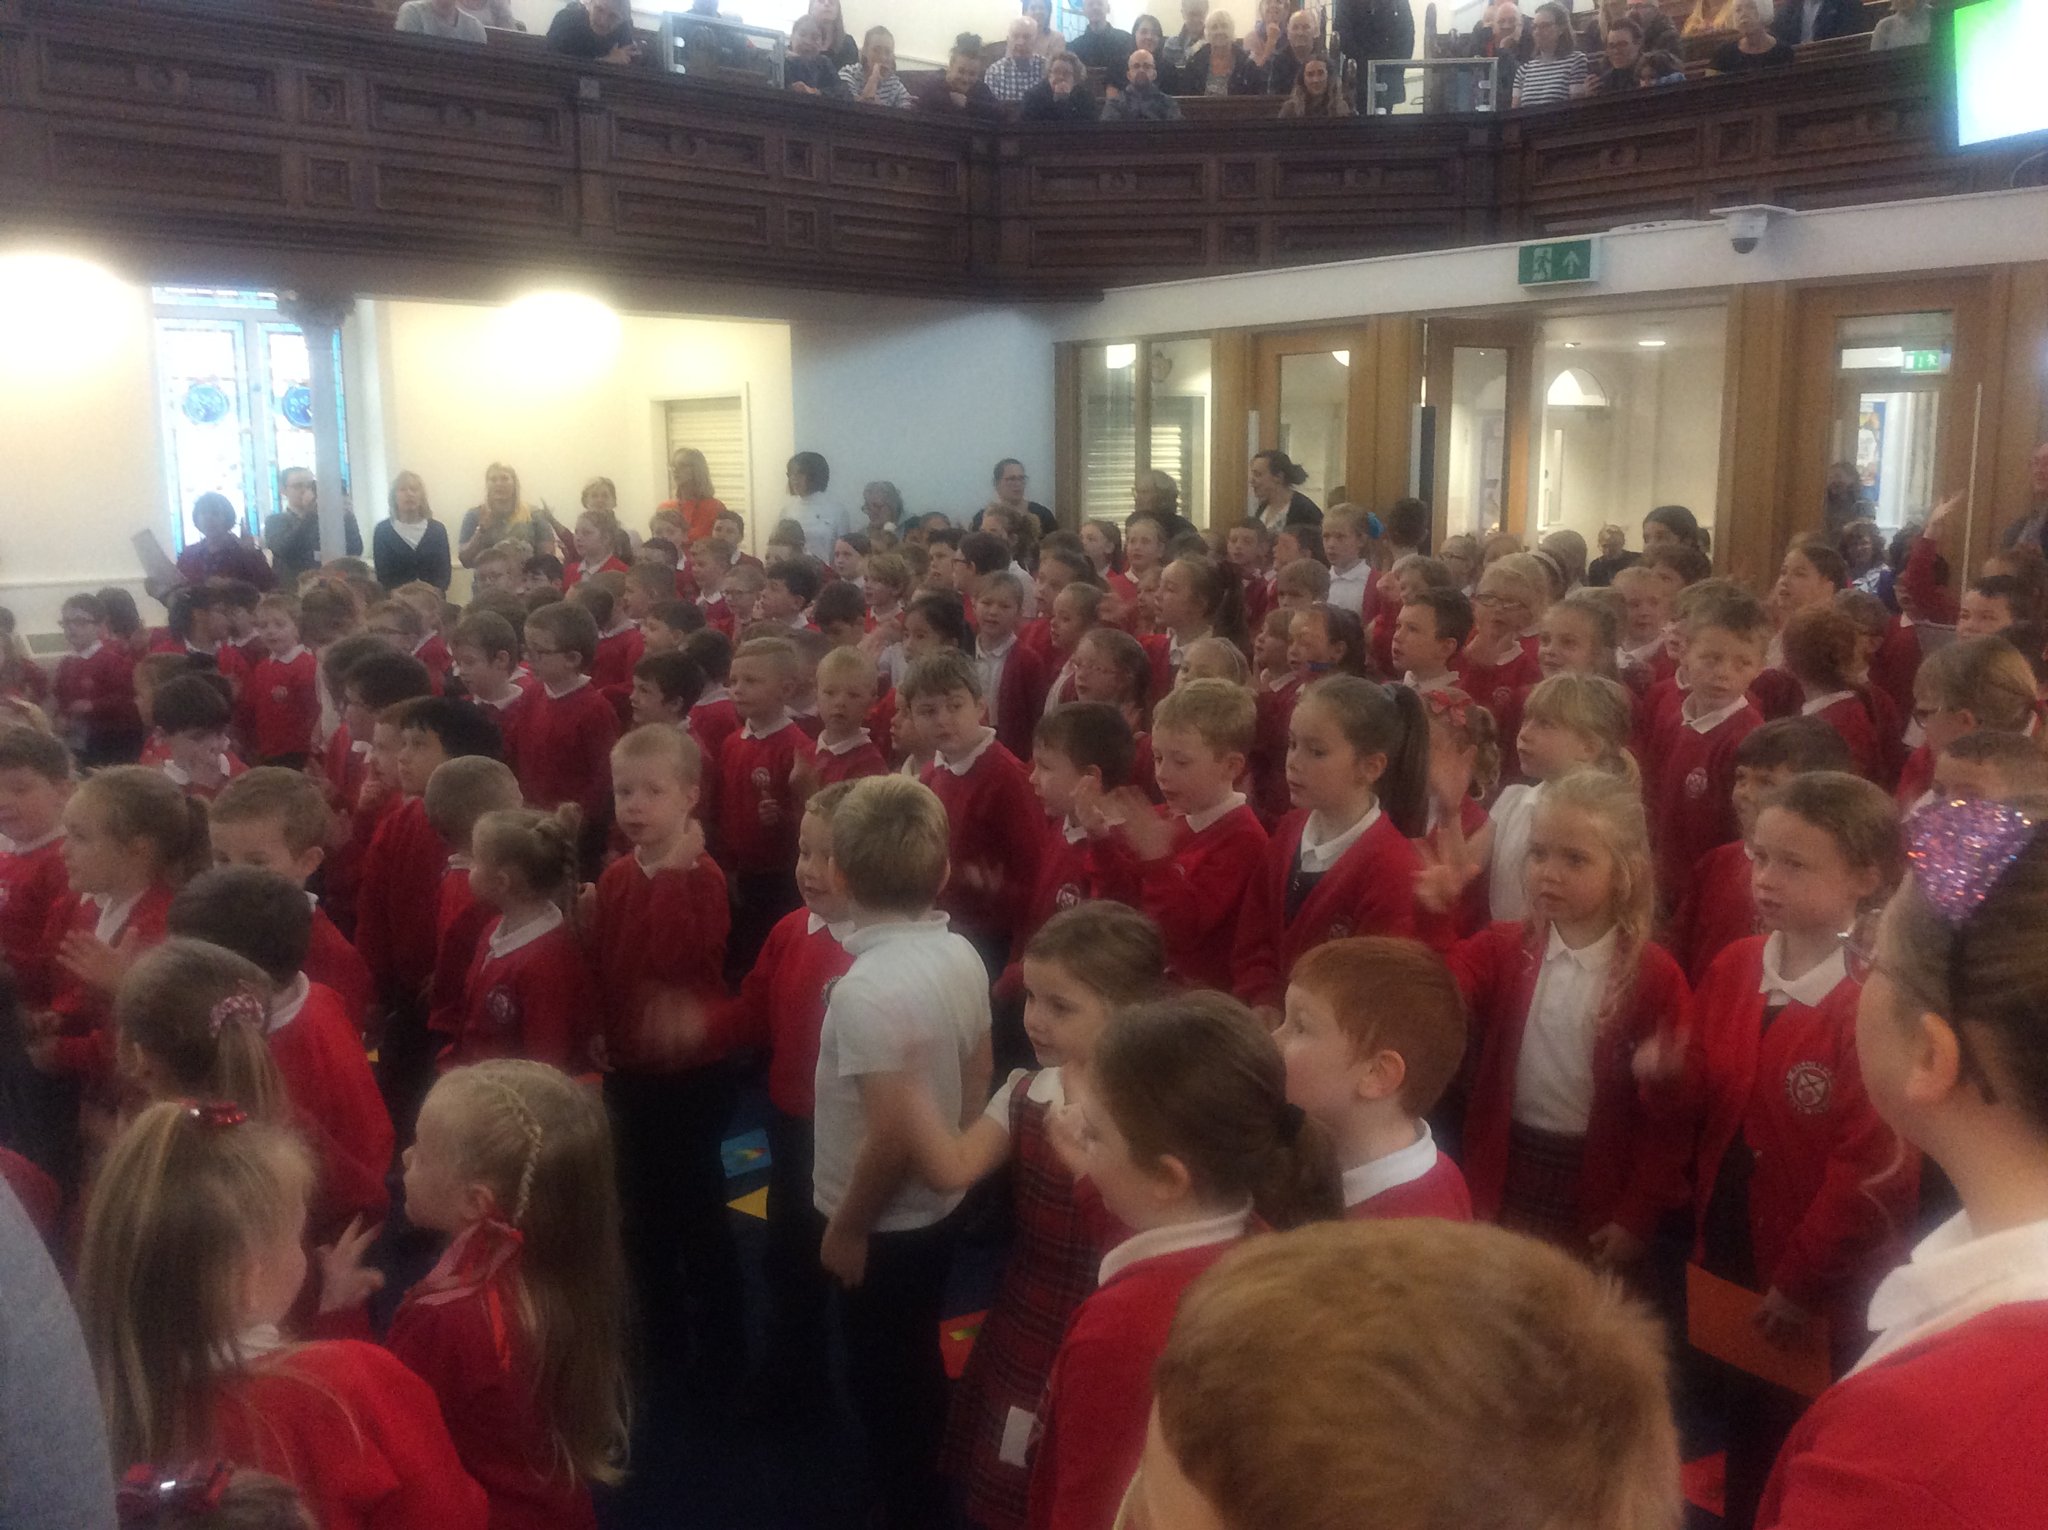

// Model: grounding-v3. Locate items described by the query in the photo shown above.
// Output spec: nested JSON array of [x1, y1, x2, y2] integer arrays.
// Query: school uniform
[[388, 1221, 595, 1530], [0, 829, 66, 1008], [1669, 837, 1758, 987], [700, 592, 737, 638], [715, 712, 814, 971], [510, 676, 619, 828], [1232, 807, 1430, 1011], [1343, 1121, 1473, 1221], [160, 750, 249, 803], [411, 632, 453, 692], [814, 728, 887, 785], [426, 857, 492, 1044], [1804, 689, 1886, 784], [468, 685, 532, 779], [1482, 783, 1541, 925], [1136, 794, 1269, 992], [980, 633, 1052, 762], [1895, 744, 1935, 811], [318, 729, 381, 941], [590, 621, 645, 697], [1249, 674, 1302, 825], [1651, 693, 1763, 908], [1369, 601, 1400, 679], [453, 907, 590, 1071], [1027, 1209, 1251, 1530], [1425, 793, 1492, 938], [355, 796, 449, 1121], [923, 730, 1046, 971], [1757, 1217, 2048, 1529], [1620, 637, 1676, 694], [1749, 667, 1804, 721], [305, 900, 375, 1032], [52, 640, 142, 764], [1453, 641, 1541, 779], [592, 845, 742, 1377], [43, 885, 174, 1084], [267, 976, 393, 1245], [1868, 612, 1927, 720], [210, 1337, 488, 1530], [995, 817, 1141, 1004], [238, 645, 320, 765], [1449, 922, 1695, 1243], [563, 554, 629, 589]]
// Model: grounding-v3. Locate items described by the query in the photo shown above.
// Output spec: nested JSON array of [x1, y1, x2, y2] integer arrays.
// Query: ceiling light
[[1104, 343, 1137, 370], [1562, 341, 1581, 349], [1331, 350, 1350, 367], [1637, 338, 1667, 349]]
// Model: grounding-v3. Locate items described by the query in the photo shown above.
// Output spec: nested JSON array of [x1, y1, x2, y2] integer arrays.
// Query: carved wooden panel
[[828, 142, 959, 201], [368, 81, 567, 153], [1273, 154, 1465, 200], [1027, 221, 1210, 268], [302, 71, 349, 127], [1523, 123, 1706, 185], [304, 153, 354, 207], [610, 184, 772, 247], [608, 114, 769, 175], [1026, 158, 1209, 203], [372, 161, 569, 225], [36, 39, 277, 117], [48, 129, 284, 202], [1772, 97, 1936, 158], [827, 208, 967, 265], [1272, 214, 1469, 259]]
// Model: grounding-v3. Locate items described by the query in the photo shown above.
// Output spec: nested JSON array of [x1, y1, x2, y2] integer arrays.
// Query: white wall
[[787, 304, 1059, 522]]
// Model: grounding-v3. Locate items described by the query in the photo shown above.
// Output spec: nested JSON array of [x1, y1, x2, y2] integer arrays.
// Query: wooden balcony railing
[[0, 0, 2035, 297]]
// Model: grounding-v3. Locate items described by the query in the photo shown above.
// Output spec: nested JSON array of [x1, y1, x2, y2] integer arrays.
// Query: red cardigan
[[353, 797, 446, 1009], [0, 834, 68, 1008], [997, 819, 1141, 1002], [453, 917, 592, 1072], [985, 638, 1052, 762], [1667, 837, 1758, 987], [44, 884, 174, 1082], [1231, 810, 1431, 1011], [1759, 1303, 2048, 1530], [238, 648, 321, 762], [710, 906, 851, 1117], [270, 981, 394, 1245], [924, 739, 1046, 954], [1448, 922, 1696, 1241], [1137, 803, 1269, 992]]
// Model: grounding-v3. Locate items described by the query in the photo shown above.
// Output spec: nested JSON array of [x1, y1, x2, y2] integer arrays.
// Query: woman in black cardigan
[[372, 470, 453, 592]]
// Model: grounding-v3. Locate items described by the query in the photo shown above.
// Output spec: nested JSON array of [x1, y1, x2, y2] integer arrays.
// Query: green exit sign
[[1902, 349, 1948, 373], [1518, 237, 1600, 287]]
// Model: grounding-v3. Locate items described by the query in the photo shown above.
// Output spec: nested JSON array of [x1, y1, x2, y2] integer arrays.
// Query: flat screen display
[[1954, 0, 2048, 147]]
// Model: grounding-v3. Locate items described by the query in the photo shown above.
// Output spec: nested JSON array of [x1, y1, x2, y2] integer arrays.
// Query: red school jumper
[[590, 849, 730, 1075], [924, 735, 1046, 959], [43, 885, 174, 1085], [1687, 938, 1918, 1335], [427, 861, 493, 1043], [1757, 1302, 2048, 1530], [1249, 674, 1302, 825], [1806, 691, 1890, 788], [0, 832, 67, 1008], [510, 678, 619, 826], [1453, 641, 1541, 779], [453, 912, 592, 1072], [1668, 837, 1759, 987], [269, 979, 394, 1243], [1650, 697, 1763, 909], [709, 905, 845, 1117], [563, 554, 630, 590], [714, 719, 814, 877], [52, 641, 140, 759], [690, 693, 741, 774], [1346, 1143, 1474, 1222], [983, 637, 1051, 763], [353, 796, 446, 1011], [995, 820, 1142, 1004], [813, 729, 889, 786], [387, 1222, 596, 1530], [1448, 922, 1696, 1242], [237, 646, 320, 762], [1137, 801, 1270, 992], [210, 1340, 487, 1530], [1231, 810, 1431, 1012], [306, 903, 375, 1031], [591, 623, 646, 697]]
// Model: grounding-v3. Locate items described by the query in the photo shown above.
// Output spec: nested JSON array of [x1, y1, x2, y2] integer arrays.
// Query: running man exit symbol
[[1518, 238, 1600, 287]]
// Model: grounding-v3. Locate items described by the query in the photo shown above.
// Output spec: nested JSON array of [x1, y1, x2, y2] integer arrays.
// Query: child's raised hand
[[1925, 491, 1966, 539], [1753, 1287, 1811, 1349], [316, 1217, 387, 1314], [1111, 787, 1175, 861], [790, 751, 822, 805], [657, 818, 707, 874], [1412, 855, 1464, 917], [58, 928, 142, 997], [1587, 1222, 1646, 1267]]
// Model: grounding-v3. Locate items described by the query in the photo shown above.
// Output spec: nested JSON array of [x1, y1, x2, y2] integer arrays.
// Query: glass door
[[1830, 311, 1954, 536], [1252, 326, 1370, 521], [1423, 318, 1534, 546]]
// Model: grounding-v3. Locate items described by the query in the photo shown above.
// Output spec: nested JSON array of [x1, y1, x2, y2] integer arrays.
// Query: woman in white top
[[1512, 2, 1588, 107]]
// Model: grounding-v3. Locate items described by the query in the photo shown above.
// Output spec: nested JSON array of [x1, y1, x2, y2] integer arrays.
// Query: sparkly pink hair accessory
[[207, 989, 266, 1038], [1907, 798, 2040, 925]]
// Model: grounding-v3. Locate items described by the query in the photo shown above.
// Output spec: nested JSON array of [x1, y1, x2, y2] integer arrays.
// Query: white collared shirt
[[805, 910, 856, 942], [542, 674, 590, 701], [1684, 692, 1749, 735], [1166, 626, 1209, 674], [1758, 931, 1849, 1008], [486, 904, 563, 960], [1402, 669, 1457, 694], [1801, 690, 1856, 717], [268, 972, 311, 1034], [92, 891, 144, 946], [1099, 1203, 1253, 1286], [0, 827, 62, 855], [1062, 815, 1088, 845], [818, 728, 873, 757], [1327, 560, 1369, 616], [1485, 782, 1539, 923], [270, 644, 307, 666], [1857, 1211, 2048, 1372], [1341, 1122, 1441, 1210], [741, 711, 794, 741], [161, 756, 230, 788], [72, 640, 103, 662], [698, 682, 731, 707], [1621, 636, 1664, 668], [1005, 561, 1039, 620], [1183, 791, 1246, 835], [601, 619, 635, 640], [1297, 803, 1380, 876], [1511, 924, 1618, 1135], [983, 1064, 1066, 1128], [937, 727, 998, 777]]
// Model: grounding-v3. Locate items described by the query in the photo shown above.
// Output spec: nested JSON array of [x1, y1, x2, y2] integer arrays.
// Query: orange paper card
[[1686, 1264, 1832, 1400]]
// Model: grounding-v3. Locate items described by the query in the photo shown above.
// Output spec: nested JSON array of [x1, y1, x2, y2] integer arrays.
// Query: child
[[761, 560, 821, 630], [393, 582, 453, 684], [238, 594, 319, 768], [900, 904, 1167, 1530], [813, 646, 887, 783], [716, 636, 816, 972], [1137, 1221, 1679, 1530], [904, 650, 1044, 975], [723, 563, 767, 630], [0, 725, 72, 1011], [1252, 607, 1294, 691], [864, 552, 914, 634], [572, 576, 643, 704], [159, 585, 249, 687], [1932, 727, 2048, 801], [151, 674, 243, 801], [1650, 582, 1768, 908], [1899, 634, 2038, 810], [1613, 563, 1675, 686], [1448, 768, 1694, 1258], [1232, 676, 1434, 1016], [812, 580, 868, 650], [975, 571, 1049, 761], [210, 767, 376, 1027], [1668, 717, 1852, 986], [454, 809, 590, 1071], [587, 725, 738, 1384], [1112, 679, 1267, 992], [1148, 558, 1247, 694], [1456, 558, 1547, 775], [1392, 587, 1472, 694], [111, 937, 285, 1127], [1687, 772, 1916, 1528], [641, 599, 703, 659], [1538, 589, 1623, 681], [55, 594, 144, 765], [1176, 635, 1248, 685], [471, 541, 525, 599], [1280, 936, 1472, 1219], [1781, 604, 1892, 785], [515, 602, 619, 830], [420, 756, 524, 1053], [448, 608, 528, 741], [1028, 992, 1341, 1530], [812, 777, 993, 1530], [1287, 602, 1368, 680], [628, 649, 706, 731], [1756, 795, 2048, 1527], [787, 628, 830, 737], [76, 1101, 486, 1526], [1322, 506, 1373, 616], [565, 504, 628, 588], [158, 885, 393, 1249], [1272, 556, 1330, 615], [1069, 626, 1157, 793], [392, 1061, 627, 1529], [682, 628, 740, 770], [1417, 686, 1500, 938]]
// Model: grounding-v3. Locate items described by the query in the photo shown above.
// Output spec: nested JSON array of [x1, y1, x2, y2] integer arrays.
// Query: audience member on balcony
[[1582, 18, 1644, 92], [460, 0, 519, 28], [914, 34, 1005, 117], [807, 0, 860, 70], [177, 493, 275, 592], [265, 468, 363, 585], [1133, 14, 1170, 73], [987, 17, 1050, 106], [1333, 0, 1414, 101], [1870, 0, 1931, 50], [395, 0, 488, 43], [1708, 0, 1794, 72], [458, 463, 559, 568], [1635, 47, 1686, 83], [1279, 53, 1353, 114], [1182, 10, 1265, 94], [1247, 0, 1289, 62], [1024, 0, 1069, 59], [1020, 51, 1101, 115], [546, 0, 638, 62], [373, 472, 453, 593], [1578, 0, 1673, 55], [1100, 46, 1185, 115], [787, 15, 854, 95], [1161, 0, 1209, 81], [1773, 0, 1860, 44], [1456, 3, 1532, 97], [840, 25, 913, 105], [1260, 9, 1326, 95], [1071, 0, 1138, 91], [1247, 450, 1321, 530], [1683, 0, 1733, 35], [1511, 2, 1587, 105]]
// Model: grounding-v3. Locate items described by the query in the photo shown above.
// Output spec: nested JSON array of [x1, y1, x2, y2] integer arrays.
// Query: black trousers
[[605, 1067, 748, 1389], [759, 1109, 832, 1402], [373, 999, 435, 1147], [728, 869, 800, 985], [1709, 1356, 1807, 1530], [836, 1215, 958, 1530]]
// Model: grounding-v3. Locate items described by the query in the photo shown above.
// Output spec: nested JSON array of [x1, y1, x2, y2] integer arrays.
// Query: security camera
[[1710, 204, 1796, 256]]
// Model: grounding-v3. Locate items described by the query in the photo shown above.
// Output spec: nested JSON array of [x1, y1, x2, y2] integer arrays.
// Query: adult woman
[[656, 447, 728, 543], [786, 14, 852, 95], [458, 462, 562, 568], [175, 492, 275, 591], [1870, 0, 1930, 50], [1132, 11, 1169, 78], [1132, 470, 1198, 543], [807, 0, 858, 69], [840, 24, 912, 105], [1278, 52, 1350, 115], [1640, 502, 1702, 554], [1246, 0, 1288, 64], [1248, 450, 1321, 529], [1024, 0, 1066, 59], [1182, 9, 1262, 95], [1510, 3, 1587, 106], [1839, 517, 1888, 593], [1020, 50, 1100, 118], [1682, 0, 1733, 35], [860, 481, 906, 536], [1707, 0, 1793, 72], [373, 470, 453, 591]]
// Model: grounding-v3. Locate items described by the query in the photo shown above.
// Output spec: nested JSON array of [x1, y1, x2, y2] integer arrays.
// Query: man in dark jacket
[[263, 467, 362, 584], [1335, 0, 1413, 106], [1771, 0, 1861, 44]]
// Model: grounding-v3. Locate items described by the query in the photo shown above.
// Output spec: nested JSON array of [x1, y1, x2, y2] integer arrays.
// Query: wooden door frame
[[1251, 324, 1376, 513], [1422, 316, 1536, 545]]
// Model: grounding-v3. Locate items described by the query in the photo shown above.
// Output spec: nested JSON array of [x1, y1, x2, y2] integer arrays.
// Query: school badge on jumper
[[1784, 1061, 1833, 1115], [486, 986, 519, 1032], [1684, 766, 1709, 800], [1054, 883, 1082, 911]]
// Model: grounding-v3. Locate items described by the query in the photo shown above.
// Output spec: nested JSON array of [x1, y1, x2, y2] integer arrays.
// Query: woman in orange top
[[656, 447, 727, 544]]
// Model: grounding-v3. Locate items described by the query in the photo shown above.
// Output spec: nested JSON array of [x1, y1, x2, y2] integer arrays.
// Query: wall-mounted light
[[493, 290, 621, 385], [0, 250, 134, 381], [1104, 343, 1137, 370], [1637, 338, 1668, 349], [1331, 350, 1351, 367]]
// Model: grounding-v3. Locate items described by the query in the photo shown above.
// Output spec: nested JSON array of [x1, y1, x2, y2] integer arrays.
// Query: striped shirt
[[1513, 50, 1587, 105], [838, 61, 912, 107]]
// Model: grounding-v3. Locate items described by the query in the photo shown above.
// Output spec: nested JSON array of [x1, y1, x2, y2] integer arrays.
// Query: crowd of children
[[3, 480, 2048, 1530]]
